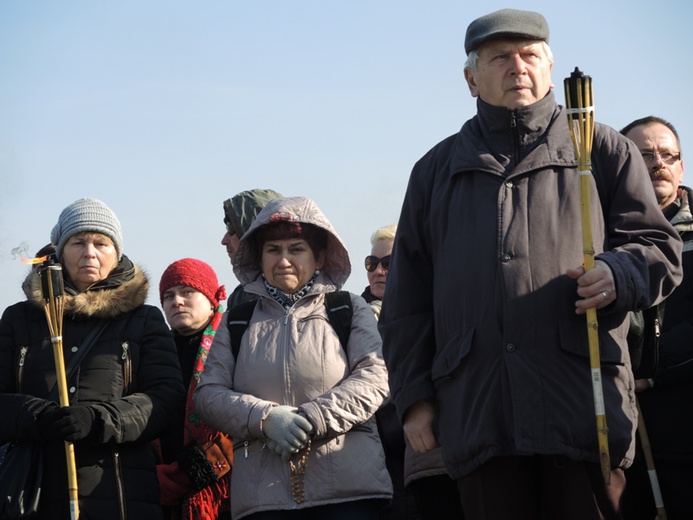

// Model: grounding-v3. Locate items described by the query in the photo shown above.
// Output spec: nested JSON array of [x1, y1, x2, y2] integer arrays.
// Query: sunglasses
[[365, 255, 391, 272]]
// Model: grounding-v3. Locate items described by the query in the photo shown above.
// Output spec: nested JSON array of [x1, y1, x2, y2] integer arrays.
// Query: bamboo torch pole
[[40, 262, 79, 520], [636, 398, 667, 519], [564, 67, 611, 485]]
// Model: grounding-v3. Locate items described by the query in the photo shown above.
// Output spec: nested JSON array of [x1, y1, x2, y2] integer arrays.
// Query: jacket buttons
[[69, 386, 76, 394], [501, 253, 512, 262], [505, 344, 516, 352], [505, 180, 514, 188], [71, 346, 78, 352]]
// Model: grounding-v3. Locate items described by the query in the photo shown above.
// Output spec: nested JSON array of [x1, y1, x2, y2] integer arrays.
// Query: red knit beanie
[[159, 258, 226, 307]]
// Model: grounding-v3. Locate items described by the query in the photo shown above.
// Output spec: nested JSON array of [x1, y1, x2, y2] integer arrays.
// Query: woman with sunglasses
[[362, 225, 395, 320], [364, 225, 465, 520]]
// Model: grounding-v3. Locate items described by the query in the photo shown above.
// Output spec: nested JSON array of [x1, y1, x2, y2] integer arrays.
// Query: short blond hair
[[370, 224, 397, 247]]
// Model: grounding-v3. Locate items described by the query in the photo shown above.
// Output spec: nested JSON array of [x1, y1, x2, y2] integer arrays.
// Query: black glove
[[38, 404, 97, 442]]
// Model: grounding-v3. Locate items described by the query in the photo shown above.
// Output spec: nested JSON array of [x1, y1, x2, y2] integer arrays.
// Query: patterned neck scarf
[[263, 271, 319, 311], [184, 304, 224, 444]]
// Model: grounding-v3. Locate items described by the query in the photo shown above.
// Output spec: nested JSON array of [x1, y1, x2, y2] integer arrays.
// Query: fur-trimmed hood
[[21, 255, 149, 319]]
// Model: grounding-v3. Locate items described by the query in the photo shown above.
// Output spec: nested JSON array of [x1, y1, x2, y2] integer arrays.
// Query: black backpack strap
[[324, 291, 353, 351], [227, 300, 259, 359]]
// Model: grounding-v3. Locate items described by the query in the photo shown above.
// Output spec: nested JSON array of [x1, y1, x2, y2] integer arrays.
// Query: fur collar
[[22, 257, 149, 319]]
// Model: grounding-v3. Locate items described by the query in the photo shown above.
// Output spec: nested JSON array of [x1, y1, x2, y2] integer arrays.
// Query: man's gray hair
[[464, 41, 553, 72]]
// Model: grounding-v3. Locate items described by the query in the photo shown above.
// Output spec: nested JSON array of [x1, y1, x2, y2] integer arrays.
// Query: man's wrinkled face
[[625, 122, 684, 209], [464, 39, 553, 109]]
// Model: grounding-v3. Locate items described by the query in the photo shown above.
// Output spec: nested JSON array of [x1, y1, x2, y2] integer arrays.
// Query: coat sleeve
[[0, 303, 56, 442], [378, 152, 439, 424], [193, 313, 273, 441], [299, 293, 389, 440], [593, 126, 683, 312], [93, 305, 186, 443]]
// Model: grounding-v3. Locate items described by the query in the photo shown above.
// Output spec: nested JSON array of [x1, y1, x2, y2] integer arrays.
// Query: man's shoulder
[[410, 128, 472, 183], [593, 122, 632, 154], [417, 132, 461, 163]]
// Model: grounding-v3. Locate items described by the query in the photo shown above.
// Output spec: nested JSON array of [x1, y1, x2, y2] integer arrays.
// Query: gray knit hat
[[464, 8, 549, 55], [51, 198, 124, 260]]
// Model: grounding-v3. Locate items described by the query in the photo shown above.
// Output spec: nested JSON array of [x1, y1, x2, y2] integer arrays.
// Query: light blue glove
[[262, 406, 314, 458]]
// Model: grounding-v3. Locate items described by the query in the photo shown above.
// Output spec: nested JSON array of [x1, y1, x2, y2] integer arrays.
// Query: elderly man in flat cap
[[379, 8, 682, 519]]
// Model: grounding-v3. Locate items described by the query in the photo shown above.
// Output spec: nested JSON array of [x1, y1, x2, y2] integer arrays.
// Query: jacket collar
[[23, 255, 149, 319], [451, 90, 576, 177], [669, 185, 693, 234]]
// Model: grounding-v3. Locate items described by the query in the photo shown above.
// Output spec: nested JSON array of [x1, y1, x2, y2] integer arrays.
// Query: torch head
[[564, 67, 593, 119], [39, 260, 64, 302]]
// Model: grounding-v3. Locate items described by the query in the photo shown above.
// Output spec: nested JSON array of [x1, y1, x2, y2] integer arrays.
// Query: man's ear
[[464, 68, 479, 98]]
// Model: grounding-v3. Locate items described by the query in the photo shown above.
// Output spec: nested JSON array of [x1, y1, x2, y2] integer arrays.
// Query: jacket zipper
[[237, 440, 270, 459], [121, 341, 131, 395], [282, 310, 291, 404], [17, 346, 28, 392], [510, 111, 520, 165], [112, 447, 126, 520]]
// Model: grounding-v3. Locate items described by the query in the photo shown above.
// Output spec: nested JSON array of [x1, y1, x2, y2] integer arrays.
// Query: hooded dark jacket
[[380, 91, 683, 480], [0, 257, 185, 519]]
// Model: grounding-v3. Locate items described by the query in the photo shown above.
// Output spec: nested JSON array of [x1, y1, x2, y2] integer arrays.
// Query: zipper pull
[[121, 341, 129, 360], [244, 441, 249, 458], [510, 111, 517, 128], [19, 346, 28, 367]]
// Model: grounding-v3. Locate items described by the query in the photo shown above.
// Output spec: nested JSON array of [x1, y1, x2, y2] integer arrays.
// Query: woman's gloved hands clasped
[[38, 403, 98, 442], [262, 405, 313, 461]]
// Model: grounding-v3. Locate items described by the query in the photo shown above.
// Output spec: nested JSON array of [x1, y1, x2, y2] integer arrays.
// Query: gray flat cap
[[465, 8, 549, 54]]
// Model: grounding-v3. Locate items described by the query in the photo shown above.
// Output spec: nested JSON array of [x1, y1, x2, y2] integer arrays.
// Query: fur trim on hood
[[233, 196, 351, 291], [21, 255, 149, 319]]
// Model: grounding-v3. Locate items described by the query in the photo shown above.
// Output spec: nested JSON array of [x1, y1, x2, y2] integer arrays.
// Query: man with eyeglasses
[[621, 116, 693, 519], [379, 8, 683, 519]]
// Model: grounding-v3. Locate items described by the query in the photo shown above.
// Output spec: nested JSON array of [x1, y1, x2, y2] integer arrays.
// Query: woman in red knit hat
[[157, 258, 232, 520]]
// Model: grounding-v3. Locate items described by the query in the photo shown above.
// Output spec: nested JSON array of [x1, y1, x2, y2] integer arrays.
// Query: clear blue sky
[[1, 1, 691, 313]]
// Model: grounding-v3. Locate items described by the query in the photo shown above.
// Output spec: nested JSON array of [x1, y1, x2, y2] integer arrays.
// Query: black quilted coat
[[0, 256, 185, 520]]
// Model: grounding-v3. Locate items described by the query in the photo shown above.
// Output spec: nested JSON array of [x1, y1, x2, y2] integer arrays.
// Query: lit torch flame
[[20, 255, 49, 265]]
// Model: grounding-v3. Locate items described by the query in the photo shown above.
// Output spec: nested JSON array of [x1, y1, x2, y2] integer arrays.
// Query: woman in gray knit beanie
[[51, 197, 124, 260], [0, 197, 185, 519], [49, 197, 124, 293]]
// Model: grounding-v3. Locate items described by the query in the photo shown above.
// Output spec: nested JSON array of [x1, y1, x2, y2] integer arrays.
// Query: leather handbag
[[199, 434, 234, 479], [0, 441, 43, 519]]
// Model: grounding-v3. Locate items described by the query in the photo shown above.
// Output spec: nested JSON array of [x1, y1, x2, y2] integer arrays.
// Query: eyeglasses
[[365, 255, 390, 272], [641, 151, 681, 165]]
